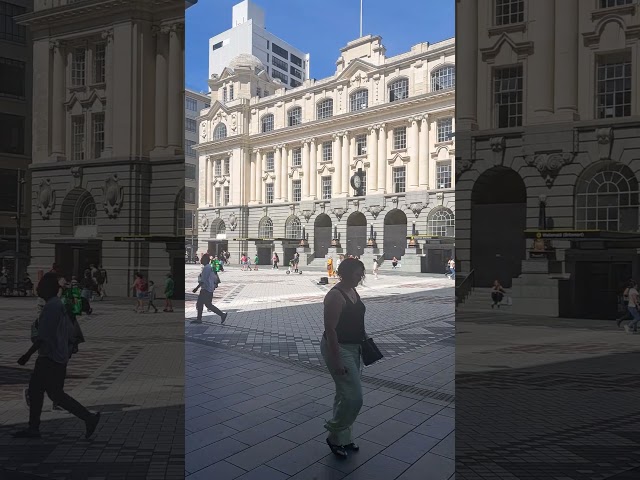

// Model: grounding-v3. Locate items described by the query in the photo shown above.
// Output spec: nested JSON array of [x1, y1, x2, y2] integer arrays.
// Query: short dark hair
[[37, 272, 61, 301], [201, 253, 210, 264], [336, 257, 366, 282]]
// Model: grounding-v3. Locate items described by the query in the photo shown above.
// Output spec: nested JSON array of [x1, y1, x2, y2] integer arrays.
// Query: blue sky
[[186, 0, 454, 93]]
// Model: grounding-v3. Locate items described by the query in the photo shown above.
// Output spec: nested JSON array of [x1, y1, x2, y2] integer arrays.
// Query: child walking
[[147, 281, 158, 313]]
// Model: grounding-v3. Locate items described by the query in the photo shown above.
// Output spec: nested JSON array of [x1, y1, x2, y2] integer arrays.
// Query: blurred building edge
[[16, 0, 187, 299], [0, 0, 33, 289], [456, 0, 640, 320]]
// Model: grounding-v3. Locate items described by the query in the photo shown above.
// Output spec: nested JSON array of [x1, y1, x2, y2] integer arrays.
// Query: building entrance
[[55, 243, 101, 280], [383, 209, 407, 260], [207, 240, 228, 259], [314, 214, 332, 259], [346, 212, 367, 257]]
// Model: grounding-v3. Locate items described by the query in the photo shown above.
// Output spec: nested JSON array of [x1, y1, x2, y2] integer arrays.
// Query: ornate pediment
[[336, 58, 376, 83], [388, 152, 410, 166], [480, 33, 534, 63]]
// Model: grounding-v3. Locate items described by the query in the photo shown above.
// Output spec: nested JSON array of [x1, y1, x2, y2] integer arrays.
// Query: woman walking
[[372, 257, 380, 280], [272, 252, 279, 269], [321, 258, 367, 459], [164, 273, 174, 312], [79, 270, 94, 315], [491, 280, 506, 308], [132, 272, 148, 313]]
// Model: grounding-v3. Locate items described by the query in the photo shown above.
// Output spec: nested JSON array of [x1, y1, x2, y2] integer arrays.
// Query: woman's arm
[[324, 290, 347, 375]]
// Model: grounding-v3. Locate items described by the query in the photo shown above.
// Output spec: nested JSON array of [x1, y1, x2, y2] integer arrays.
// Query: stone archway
[[346, 211, 367, 257], [471, 166, 527, 287], [383, 209, 407, 260], [314, 213, 332, 258]]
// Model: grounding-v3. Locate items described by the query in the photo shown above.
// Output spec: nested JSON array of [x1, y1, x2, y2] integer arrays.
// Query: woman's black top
[[333, 287, 366, 344]]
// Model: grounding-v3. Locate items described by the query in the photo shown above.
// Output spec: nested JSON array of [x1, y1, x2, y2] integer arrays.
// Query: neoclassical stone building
[[457, 0, 640, 318], [19, 0, 189, 297], [196, 35, 455, 273]]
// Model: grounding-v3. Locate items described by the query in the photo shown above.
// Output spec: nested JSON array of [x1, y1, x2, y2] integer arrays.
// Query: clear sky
[[185, 0, 454, 93]]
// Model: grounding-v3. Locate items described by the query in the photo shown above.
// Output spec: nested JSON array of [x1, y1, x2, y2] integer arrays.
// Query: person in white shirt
[[624, 280, 640, 334]]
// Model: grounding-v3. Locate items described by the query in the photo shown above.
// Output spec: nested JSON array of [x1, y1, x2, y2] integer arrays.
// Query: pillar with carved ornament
[[309, 139, 317, 199], [333, 133, 342, 196], [408, 117, 420, 190], [342, 132, 350, 195], [153, 27, 169, 151], [274, 147, 282, 201], [281, 144, 289, 201], [167, 22, 184, 150], [418, 115, 429, 188], [302, 140, 310, 198], [50, 40, 65, 158], [368, 126, 378, 192], [377, 124, 387, 194], [101, 29, 114, 156]]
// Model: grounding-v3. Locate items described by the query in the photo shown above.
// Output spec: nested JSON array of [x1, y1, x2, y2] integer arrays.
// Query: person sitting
[[491, 280, 507, 308]]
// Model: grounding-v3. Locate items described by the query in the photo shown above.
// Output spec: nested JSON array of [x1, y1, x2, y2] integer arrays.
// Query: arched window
[[213, 123, 227, 140], [431, 65, 455, 91], [175, 189, 184, 236], [288, 106, 302, 127], [262, 114, 274, 133], [350, 89, 369, 112], [388, 78, 409, 102], [74, 191, 96, 227], [258, 217, 274, 238], [212, 218, 226, 236], [317, 98, 333, 119], [575, 164, 639, 232], [285, 215, 302, 239], [428, 208, 455, 237]]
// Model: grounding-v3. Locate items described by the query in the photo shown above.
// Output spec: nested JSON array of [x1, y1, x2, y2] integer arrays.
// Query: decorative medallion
[[366, 204, 385, 220], [408, 202, 425, 218], [489, 136, 506, 166], [596, 127, 614, 160], [103, 174, 124, 219], [231, 113, 237, 132], [228, 213, 237, 231], [525, 152, 575, 187], [455, 157, 474, 177], [37, 179, 56, 220], [302, 209, 313, 223], [70, 166, 83, 188], [201, 122, 207, 140], [332, 207, 347, 221], [201, 216, 210, 232]]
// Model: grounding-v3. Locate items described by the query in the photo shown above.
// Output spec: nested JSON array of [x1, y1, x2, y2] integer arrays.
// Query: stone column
[[250, 151, 257, 203], [101, 29, 114, 156], [408, 117, 420, 190], [419, 115, 429, 188], [167, 22, 183, 150], [377, 124, 387, 194], [554, 0, 578, 118], [302, 139, 310, 198], [274, 147, 282, 201], [50, 40, 66, 159], [531, 0, 555, 120], [333, 133, 342, 196], [206, 157, 213, 205], [256, 150, 264, 203], [310, 139, 317, 199], [153, 27, 169, 151], [342, 132, 350, 195], [455, 0, 477, 130], [368, 126, 378, 192], [281, 144, 288, 201]]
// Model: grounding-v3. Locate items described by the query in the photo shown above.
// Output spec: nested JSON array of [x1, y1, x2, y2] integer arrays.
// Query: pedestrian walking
[[272, 252, 279, 269], [624, 280, 640, 334], [146, 281, 159, 313], [372, 257, 379, 280], [446, 258, 455, 280], [193, 254, 228, 324], [133, 272, 148, 313], [225, 250, 231, 265], [240, 253, 248, 271], [80, 270, 94, 315], [164, 273, 174, 312], [96, 264, 107, 299], [13, 272, 100, 439], [491, 280, 506, 308], [617, 279, 634, 327], [321, 258, 367, 458], [294, 252, 300, 273], [253, 253, 259, 271]]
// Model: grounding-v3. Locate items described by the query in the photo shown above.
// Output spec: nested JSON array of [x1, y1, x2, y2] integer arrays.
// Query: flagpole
[[360, 0, 363, 37]]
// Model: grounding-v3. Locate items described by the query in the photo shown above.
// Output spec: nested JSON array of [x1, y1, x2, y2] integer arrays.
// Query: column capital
[[407, 116, 420, 125], [378, 123, 386, 132], [226, 151, 233, 158], [169, 22, 185, 33], [277, 143, 287, 150], [341, 131, 349, 139], [49, 39, 65, 51], [368, 124, 378, 133], [253, 148, 261, 154], [159, 24, 172, 35], [332, 132, 341, 140], [100, 29, 114, 42]]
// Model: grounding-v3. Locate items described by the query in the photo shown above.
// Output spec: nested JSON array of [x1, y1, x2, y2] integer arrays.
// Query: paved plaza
[[0, 295, 185, 480], [456, 309, 640, 479], [185, 265, 455, 480]]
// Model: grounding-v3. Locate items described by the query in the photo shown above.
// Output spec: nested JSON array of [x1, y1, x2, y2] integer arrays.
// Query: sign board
[[524, 230, 600, 239]]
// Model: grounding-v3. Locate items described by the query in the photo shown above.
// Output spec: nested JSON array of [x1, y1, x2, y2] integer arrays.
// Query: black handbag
[[361, 337, 383, 366]]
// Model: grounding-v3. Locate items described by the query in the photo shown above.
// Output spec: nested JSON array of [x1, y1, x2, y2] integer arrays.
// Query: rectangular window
[[229, 84, 234, 100], [185, 139, 196, 156], [0, 57, 25, 98], [215, 159, 222, 177], [600, 0, 633, 7], [185, 187, 196, 204], [223, 87, 227, 103], [597, 52, 632, 119], [266, 151, 274, 171], [290, 79, 302, 88], [394, 127, 407, 150], [495, 0, 524, 26], [204, 102, 210, 109], [186, 97, 198, 111], [0, 168, 18, 212], [494, 65, 523, 128], [224, 158, 230, 175], [272, 42, 289, 60], [272, 69, 288, 84], [322, 176, 332, 200], [267, 40, 270, 49], [224, 186, 230, 205], [290, 65, 302, 79], [356, 134, 367, 155], [272, 55, 288, 72], [72, 47, 86, 86], [185, 163, 196, 180], [72, 115, 85, 161], [92, 112, 104, 159], [392, 167, 406, 193], [0, 2, 27, 43], [256, 86, 262, 97], [293, 179, 301, 202], [437, 118, 453, 142], [215, 188, 221, 206], [0, 113, 24, 155], [437, 162, 452, 189], [185, 211, 193, 229], [185, 117, 197, 132], [93, 43, 106, 84], [322, 141, 333, 162], [291, 54, 303, 67], [292, 147, 302, 167], [212, 41, 223, 51], [266, 183, 274, 204]]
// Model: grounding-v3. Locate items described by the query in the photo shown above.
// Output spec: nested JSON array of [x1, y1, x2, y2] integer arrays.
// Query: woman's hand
[[331, 359, 348, 376]]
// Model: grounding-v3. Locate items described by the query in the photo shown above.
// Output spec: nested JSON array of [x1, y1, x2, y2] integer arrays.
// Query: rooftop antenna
[[359, 0, 363, 37]]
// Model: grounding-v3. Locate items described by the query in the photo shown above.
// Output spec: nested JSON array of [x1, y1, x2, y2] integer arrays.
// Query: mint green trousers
[[320, 336, 364, 445]]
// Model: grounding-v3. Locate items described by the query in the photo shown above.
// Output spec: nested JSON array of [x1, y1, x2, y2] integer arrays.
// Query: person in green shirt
[[254, 254, 259, 271], [163, 273, 174, 312], [212, 257, 221, 273]]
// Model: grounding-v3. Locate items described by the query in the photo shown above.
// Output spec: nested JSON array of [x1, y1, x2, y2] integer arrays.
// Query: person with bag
[[192, 254, 228, 324], [320, 258, 381, 459], [12, 272, 100, 439]]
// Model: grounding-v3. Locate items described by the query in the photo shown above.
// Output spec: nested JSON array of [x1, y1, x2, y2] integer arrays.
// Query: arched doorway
[[383, 209, 407, 260], [257, 216, 274, 264], [208, 218, 228, 259], [471, 167, 526, 287], [314, 213, 332, 258], [346, 211, 367, 257]]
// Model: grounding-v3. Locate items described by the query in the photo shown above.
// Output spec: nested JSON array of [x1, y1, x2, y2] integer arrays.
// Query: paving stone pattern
[[185, 266, 455, 480]]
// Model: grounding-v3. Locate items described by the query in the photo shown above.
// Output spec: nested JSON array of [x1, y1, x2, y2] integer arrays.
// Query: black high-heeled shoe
[[326, 438, 347, 458], [344, 442, 359, 451]]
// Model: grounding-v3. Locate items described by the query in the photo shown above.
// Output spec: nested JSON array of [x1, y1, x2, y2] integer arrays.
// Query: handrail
[[455, 269, 475, 307]]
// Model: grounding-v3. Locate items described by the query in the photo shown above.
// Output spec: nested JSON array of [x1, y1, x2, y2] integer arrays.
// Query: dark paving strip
[[85, 345, 145, 391]]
